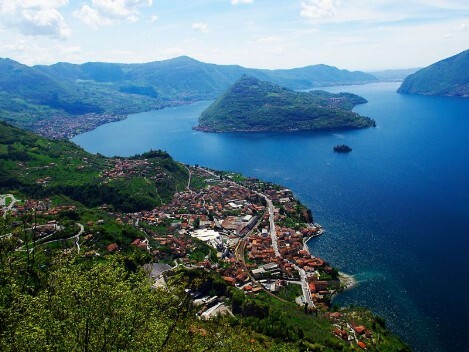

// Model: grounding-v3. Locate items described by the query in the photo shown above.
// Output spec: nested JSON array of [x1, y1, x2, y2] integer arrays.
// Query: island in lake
[[333, 144, 352, 153], [194, 75, 376, 133]]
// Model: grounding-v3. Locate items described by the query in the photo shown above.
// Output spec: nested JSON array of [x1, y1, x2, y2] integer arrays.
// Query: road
[[254, 190, 314, 307], [1, 194, 20, 219], [195, 167, 314, 307], [294, 263, 314, 307], [40, 222, 84, 253], [265, 197, 281, 257], [75, 223, 84, 253], [183, 165, 194, 193]]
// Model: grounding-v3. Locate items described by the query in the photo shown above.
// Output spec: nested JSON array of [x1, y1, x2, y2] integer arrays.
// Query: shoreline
[[330, 272, 358, 303], [303, 225, 358, 299], [338, 271, 358, 291]]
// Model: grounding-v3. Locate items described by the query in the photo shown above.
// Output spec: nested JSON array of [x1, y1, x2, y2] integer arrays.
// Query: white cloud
[[0, 0, 69, 13], [257, 36, 279, 43], [300, 0, 340, 19], [3, 40, 27, 52], [231, 0, 253, 5], [192, 22, 208, 33], [20, 8, 71, 38], [75, 0, 153, 27], [74, 5, 112, 28], [150, 14, 158, 22], [0, 0, 70, 39]]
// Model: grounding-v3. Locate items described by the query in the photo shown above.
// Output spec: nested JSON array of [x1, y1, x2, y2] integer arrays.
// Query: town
[[1, 162, 377, 349]]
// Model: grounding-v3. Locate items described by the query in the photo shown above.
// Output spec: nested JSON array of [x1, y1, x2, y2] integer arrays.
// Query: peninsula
[[194, 75, 376, 133]]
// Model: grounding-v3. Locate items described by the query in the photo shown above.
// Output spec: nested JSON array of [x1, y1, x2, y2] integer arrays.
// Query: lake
[[72, 82, 469, 352]]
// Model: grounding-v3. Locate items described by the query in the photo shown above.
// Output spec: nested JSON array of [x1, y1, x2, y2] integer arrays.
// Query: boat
[[333, 144, 352, 153]]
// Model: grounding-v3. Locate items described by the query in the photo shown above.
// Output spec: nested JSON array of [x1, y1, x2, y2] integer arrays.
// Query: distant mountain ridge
[[195, 75, 375, 132], [370, 68, 420, 82], [397, 49, 469, 97], [33, 55, 378, 96]]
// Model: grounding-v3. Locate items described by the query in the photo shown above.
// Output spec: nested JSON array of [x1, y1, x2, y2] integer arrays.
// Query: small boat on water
[[333, 144, 352, 153]]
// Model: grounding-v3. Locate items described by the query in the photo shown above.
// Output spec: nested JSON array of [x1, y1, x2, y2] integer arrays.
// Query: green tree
[[1, 257, 297, 352]]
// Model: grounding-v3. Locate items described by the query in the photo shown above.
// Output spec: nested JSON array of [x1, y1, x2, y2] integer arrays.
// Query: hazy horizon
[[0, 1, 467, 71]]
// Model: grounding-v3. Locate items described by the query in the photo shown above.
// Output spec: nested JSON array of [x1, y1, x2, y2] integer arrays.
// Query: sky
[[0, 0, 468, 71]]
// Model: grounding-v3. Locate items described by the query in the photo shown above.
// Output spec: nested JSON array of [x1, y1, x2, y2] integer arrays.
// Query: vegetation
[[0, 122, 410, 351], [0, 252, 296, 352], [397, 49, 469, 97], [276, 283, 303, 302], [0, 56, 378, 131], [0, 121, 188, 212], [196, 75, 376, 132]]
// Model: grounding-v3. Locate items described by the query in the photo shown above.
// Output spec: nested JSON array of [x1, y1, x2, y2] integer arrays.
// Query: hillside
[[0, 58, 104, 123], [196, 75, 375, 132], [0, 121, 188, 212], [397, 49, 469, 97]]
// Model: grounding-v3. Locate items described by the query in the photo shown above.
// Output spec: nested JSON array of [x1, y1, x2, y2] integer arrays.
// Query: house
[[106, 243, 119, 252], [357, 341, 367, 349], [354, 325, 366, 335], [223, 276, 236, 286]]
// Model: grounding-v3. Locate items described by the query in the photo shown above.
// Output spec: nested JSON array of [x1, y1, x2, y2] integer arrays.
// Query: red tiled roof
[[354, 326, 366, 334], [106, 243, 118, 252]]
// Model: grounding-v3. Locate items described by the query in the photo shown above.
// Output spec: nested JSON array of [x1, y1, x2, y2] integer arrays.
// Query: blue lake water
[[72, 82, 469, 352]]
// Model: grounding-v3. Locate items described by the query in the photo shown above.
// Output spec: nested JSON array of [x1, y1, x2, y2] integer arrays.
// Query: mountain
[[370, 68, 420, 82], [35, 55, 378, 98], [397, 49, 469, 97], [195, 75, 375, 132]]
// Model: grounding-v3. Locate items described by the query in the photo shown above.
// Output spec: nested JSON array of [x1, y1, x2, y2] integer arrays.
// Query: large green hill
[[397, 49, 469, 97], [196, 75, 375, 132]]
